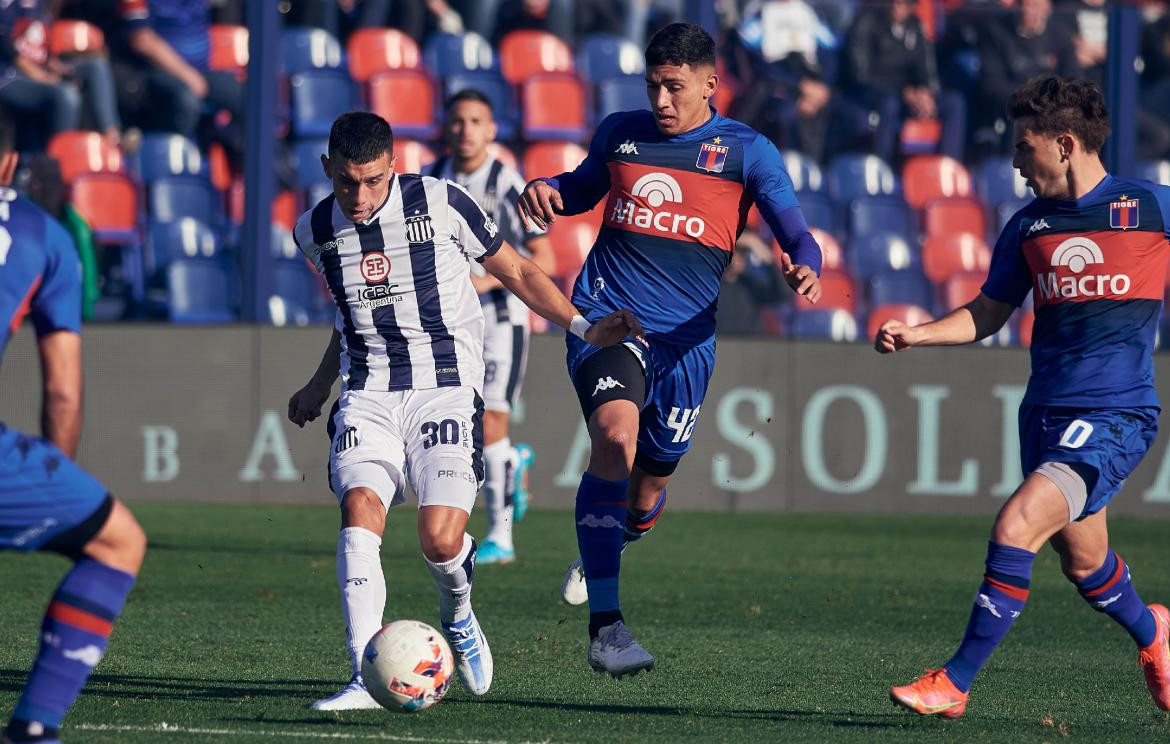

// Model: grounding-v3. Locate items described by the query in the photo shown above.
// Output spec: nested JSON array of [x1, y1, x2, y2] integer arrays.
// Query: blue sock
[[1075, 550, 1157, 647], [575, 473, 627, 638], [944, 542, 1035, 693], [12, 559, 136, 729], [624, 489, 666, 544]]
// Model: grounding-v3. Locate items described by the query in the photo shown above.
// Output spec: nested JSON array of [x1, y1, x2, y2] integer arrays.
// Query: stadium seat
[[392, 140, 436, 174], [289, 69, 356, 138], [801, 269, 855, 314], [167, 256, 236, 323], [487, 143, 519, 172], [782, 150, 824, 193], [866, 303, 932, 340], [305, 182, 333, 210], [866, 269, 935, 310], [575, 33, 644, 81], [847, 195, 915, 239], [796, 191, 835, 233], [269, 229, 327, 326], [422, 32, 497, 77], [135, 133, 206, 182], [809, 228, 843, 271], [209, 24, 248, 74], [923, 197, 985, 238], [347, 27, 420, 82], [149, 175, 220, 225], [995, 197, 1031, 237], [547, 216, 595, 285], [849, 233, 921, 278], [291, 138, 329, 189], [282, 26, 343, 73], [595, 75, 649, 121], [976, 156, 1029, 206], [367, 69, 436, 139], [828, 153, 899, 203], [941, 271, 987, 311], [979, 325, 1016, 347], [902, 155, 972, 209], [69, 172, 137, 244], [443, 71, 517, 140], [49, 19, 104, 56], [498, 30, 574, 84], [923, 233, 991, 285], [523, 141, 587, 179], [1140, 160, 1170, 186], [208, 142, 233, 191], [146, 217, 219, 279], [521, 74, 587, 141], [900, 118, 940, 155], [787, 308, 858, 341], [48, 130, 124, 183], [272, 191, 300, 232]]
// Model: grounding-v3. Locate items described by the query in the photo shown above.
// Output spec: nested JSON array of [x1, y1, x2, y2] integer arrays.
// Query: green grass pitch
[[2, 502, 1170, 743]]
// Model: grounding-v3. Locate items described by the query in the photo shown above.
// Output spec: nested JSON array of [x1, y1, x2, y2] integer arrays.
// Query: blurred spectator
[[284, 0, 460, 45], [716, 230, 785, 335], [0, 1, 82, 146], [1142, 2, 1170, 124], [843, 0, 966, 162], [491, 0, 573, 46], [576, 0, 683, 48]]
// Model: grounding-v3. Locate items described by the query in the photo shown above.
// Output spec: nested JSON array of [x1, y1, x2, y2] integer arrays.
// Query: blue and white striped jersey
[[294, 173, 502, 393]]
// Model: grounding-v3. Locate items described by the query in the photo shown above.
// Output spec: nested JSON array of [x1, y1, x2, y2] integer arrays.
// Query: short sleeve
[[980, 217, 1032, 307], [30, 217, 82, 336], [447, 181, 502, 261]]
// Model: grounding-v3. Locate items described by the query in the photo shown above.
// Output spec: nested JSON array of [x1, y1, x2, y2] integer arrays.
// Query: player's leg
[[2, 430, 145, 744], [479, 407, 516, 564], [408, 387, 492, 695]]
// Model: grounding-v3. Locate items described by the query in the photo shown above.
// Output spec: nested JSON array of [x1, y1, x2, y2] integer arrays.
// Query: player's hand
[[517, 179, 564, 231], [874, 319, 919, 354], [288, 380, 331, 428], [583, 309, 645, 348], [779, 251, 821, 304]]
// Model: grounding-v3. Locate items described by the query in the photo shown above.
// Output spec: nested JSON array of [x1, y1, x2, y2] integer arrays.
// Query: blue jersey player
[[518, 22, 824, 677], [0, 108, 146, 744], [875, 77, 1170, 718]]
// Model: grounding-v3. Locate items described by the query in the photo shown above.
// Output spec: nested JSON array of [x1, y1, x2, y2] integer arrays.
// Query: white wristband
[[569, 314, 592, 341]]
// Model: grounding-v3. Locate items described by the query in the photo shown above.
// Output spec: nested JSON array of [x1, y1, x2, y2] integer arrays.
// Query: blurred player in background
[[287, 112, 640, 710], [0, 106, 147, 744], [426, 89, 556, 565], [518, 22, 823, 678], [876, 76, 1170, 718]]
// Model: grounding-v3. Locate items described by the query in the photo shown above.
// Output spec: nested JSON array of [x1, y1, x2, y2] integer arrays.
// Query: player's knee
[[1058, 549, 1107, 583], [591, 427, 635, 469], [340, 488, 386, 533], [85, 500, 147, 575], [419, 529, 463, 564]]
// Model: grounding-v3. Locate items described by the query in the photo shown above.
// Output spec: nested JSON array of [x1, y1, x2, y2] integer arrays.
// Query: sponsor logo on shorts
[[592, 376, 626, 396], [438, 469, 477, 484], [11, 518, 58, 547], [577, 514, 623, 529], [335, 426, 359, 454]]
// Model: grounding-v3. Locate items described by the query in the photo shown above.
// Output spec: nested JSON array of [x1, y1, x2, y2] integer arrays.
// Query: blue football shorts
[[1019, 404, 1159, 520]]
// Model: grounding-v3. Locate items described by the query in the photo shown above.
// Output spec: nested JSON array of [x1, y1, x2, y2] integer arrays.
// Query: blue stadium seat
[[306, 181, 333, 208], [149, 175, 221, 225], [291, 138, 329, 189], [422, 32, 497, 77], [595, 75, 648, 121], [576, 33, 644, 81], [167, 256, 237, 324], [782, 150, 824, 193], [866, 269, 935, 311], [995, 197, 1031, 237], [290, 69, 357, 139], [796, 191, 835, 233], [787, 308, 859, 341], [976, 156, 1029, 206], [828, 153, 899, 203], [134, 133, 206, 182], [443, 71, 516, 140], [978, 325, 1016, 347], [1140, 160, 1170, 186], [847, 195, 915, 239], [146, 217, 220, 280], [849, 233, 922, 278], [282, 26, 343, 73]]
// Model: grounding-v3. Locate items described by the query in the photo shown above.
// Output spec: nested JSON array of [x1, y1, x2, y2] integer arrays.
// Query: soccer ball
[[361, 620, 454, 712]]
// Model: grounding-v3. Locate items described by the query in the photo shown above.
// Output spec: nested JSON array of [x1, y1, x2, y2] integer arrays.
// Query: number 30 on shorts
[[1059, 419, 1094, 449], [420, 419, 462, 449]]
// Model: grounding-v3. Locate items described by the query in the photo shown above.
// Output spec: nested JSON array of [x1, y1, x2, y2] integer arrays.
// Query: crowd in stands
[[2, 0, 1170, 344]]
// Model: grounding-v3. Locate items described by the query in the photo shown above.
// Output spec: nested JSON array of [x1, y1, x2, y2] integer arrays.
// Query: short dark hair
[[645, 22, 716, 69], [0, 105, 14, 155], [446, 88, 493, 115], [328, 111, 393, 164], [1007, 76, 1110, 154]]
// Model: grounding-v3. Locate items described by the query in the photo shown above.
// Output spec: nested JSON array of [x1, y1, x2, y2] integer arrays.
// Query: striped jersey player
[[876, 76, 1170, 719], [425, 88, 556, 565], [286, 112, 640, 711]]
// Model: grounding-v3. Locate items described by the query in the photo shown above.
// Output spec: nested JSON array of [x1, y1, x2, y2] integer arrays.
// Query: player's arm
[[123, 3, 207, 98], [288, 327, 340, 427], [874, 293, 1015, 353], [469, 235, 553, 294], [37, 331, 83, 457], [517, 113, 623, 229]]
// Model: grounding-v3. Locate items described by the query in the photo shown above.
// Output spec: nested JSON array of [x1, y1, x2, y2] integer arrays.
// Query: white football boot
[[310, 673, 382, 710], [561, 557, 588, 606], [442, 610, 493, 695], [588, 621, 654, 678]]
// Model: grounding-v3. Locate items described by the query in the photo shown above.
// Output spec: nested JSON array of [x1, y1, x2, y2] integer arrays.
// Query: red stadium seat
[[348, 27, 421, 82], [521, 74, 587, 141], [1018, 308, 1035, 348], [393, 140, 436, 174], [798, 269, 855, 314], [523, 141, 587, 180], [47, 131, 124, 183], [942, 271, 987, 311], [867, 303, 932, 340], [487, 143, 519, 172], [547, 215, 596, 289], [923, 197, 985, 239], [713, 57, 736, 116], [368, 69, 436, 139], [209, 24, 248, 73], [923, 232, 991, 285], [811, 228, 843, 272], [208, 142, 233, 192], [900, 118, 940, 155], [50, 20, 104, 56], [273, 191, 299, 232], [498, 30, 573, 84], [902, 155, 972, 209], [69, 173, 137, 243]]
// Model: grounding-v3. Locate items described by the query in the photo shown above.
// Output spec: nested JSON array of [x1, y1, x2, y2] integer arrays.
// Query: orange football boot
[[890, 668, 968, 718], [1139, 603, 1170, 710]]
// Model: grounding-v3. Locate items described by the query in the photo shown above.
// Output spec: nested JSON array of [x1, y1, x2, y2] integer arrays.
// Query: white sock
[[337, 527, 386, 676], [425, 533, 475, 625], [482, 438, 513, 550]]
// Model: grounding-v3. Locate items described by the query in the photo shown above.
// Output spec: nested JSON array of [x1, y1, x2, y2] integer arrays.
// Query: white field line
[[75, 723, 559, 744]]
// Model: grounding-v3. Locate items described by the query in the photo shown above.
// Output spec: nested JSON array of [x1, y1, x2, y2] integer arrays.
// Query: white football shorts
[[481, 310, 530, 414]]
